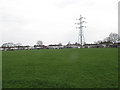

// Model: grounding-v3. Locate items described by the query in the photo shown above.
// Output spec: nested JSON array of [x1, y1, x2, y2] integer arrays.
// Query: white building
[[48, 45, 64, 49]]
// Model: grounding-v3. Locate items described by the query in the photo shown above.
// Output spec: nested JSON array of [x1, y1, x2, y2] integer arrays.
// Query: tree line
[[94, 33, 120, 44], [1, 32, 120, 47]]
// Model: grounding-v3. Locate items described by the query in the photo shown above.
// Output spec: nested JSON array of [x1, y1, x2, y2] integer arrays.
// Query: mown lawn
[[2, 48, 118, 88]]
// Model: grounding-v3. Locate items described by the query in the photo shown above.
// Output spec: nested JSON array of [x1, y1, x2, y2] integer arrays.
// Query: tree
[[58, 43, 62, 45], [95, 40, 102, 44], [37, 40, 43, 45], [68, 41, 71, 45], [109, 33, 118, 43], [103, 37, 110, 42], [2, 42, 15, 47], [94, 32, 119, 44], [15, 43, 22, 46]]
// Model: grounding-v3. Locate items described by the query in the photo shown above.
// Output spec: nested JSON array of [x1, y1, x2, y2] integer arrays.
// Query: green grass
[[2, 48, 118, 88]]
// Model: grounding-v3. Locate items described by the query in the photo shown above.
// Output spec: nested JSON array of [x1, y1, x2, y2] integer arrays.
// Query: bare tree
[[103, 37, 110, 42], [58, 43, 62, 45], [68, 41, 71, 45], [2, 43, 8, 47], [94, 41, 97, 44], [96, 40, 102, 44], [37, 40, 43, 45], [15, 43, 22, 46], [95, 33, 119, 44], [109, 33, 118, 43], [2, 42, 15, 47]]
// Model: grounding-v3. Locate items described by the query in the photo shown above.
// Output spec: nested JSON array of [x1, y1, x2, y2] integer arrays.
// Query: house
[[84, 44, 98, 48], [48, 44, 64, 49], [14, 46, 30, 50], [65, 43, 81, 48], [1, 46, 14, 51], [34, 45, 47, 49], [98, 41, 113, 48], [66, 44, 78, 48], [1, 45, 31, 51], [112, 42, 120, 48], [29, 46, 35, 50], [24, 46, 30, 50]]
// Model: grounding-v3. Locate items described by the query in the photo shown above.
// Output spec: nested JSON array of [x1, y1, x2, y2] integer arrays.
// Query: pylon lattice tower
[[75, 15, 86, 48]]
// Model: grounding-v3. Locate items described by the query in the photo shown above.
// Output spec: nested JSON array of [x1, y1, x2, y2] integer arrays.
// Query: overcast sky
[[0, 0, 119, 46]]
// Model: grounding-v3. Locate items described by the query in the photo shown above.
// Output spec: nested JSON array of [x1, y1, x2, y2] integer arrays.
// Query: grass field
[[2, 48, 118, 88]]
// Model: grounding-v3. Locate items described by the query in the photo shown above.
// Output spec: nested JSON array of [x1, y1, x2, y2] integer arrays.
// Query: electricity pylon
[[75, 15, 86, 48]]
